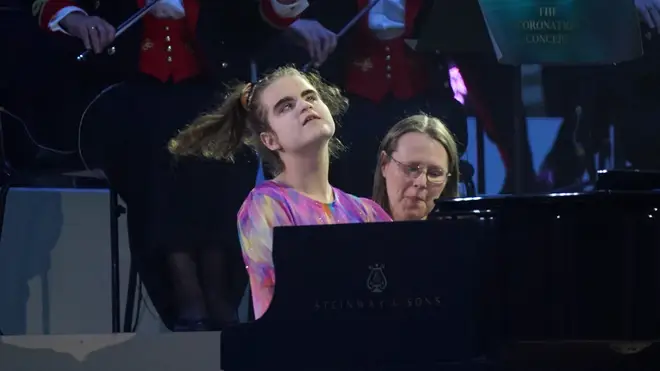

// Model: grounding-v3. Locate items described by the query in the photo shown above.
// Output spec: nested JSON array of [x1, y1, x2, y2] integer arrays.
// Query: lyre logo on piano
[[312, 263, 442, 312], [366, 264, 387, 293]]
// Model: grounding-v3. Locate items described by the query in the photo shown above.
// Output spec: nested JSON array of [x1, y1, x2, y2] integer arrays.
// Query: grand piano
[[221, 170, 660, 370]]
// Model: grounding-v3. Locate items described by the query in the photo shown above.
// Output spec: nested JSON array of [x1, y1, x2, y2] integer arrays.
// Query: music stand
[[408, 0, 643, 194]]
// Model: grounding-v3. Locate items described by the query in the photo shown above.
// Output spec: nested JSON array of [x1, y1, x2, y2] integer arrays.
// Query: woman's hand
[[150, 0, 185, 20]]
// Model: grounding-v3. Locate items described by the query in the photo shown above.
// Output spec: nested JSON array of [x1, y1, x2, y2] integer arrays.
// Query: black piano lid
[[596, 168, 660, 191], [430, 189, 660, 218], [431, 169, 660, 217]]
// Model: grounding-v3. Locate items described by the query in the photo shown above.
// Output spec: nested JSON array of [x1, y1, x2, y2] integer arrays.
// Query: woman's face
[[382, 132, 449, 221], [259, 74, 334, 155]]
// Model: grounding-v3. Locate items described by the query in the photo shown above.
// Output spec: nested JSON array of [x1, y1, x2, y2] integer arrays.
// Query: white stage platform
[[0, 188, 254, 371], [0, 187, 165, 335], [0, 332, 221, 371]]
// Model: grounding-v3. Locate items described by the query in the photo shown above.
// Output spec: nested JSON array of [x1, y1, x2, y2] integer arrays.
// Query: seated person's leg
[[146, 81, 255, 330], [81, 81, 182, 327], [159, 156, 256, 329]]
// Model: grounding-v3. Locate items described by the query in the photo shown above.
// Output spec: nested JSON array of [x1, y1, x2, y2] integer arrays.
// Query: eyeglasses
[[388, 155, 450, 184]]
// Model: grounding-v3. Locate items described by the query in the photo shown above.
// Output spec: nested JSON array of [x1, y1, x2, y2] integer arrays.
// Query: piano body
[[222, 170, 660, 370]]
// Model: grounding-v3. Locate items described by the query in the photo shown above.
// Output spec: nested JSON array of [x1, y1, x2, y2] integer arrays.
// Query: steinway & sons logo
[[367, 264, 387, 293], [313, 263, 441, 311]]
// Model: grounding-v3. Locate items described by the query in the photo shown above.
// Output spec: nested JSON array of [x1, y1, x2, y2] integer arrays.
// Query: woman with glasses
[[372, 114, 460, 221]]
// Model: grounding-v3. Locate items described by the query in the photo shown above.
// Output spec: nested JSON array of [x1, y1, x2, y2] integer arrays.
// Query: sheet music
[[477, 0, 642, 65]]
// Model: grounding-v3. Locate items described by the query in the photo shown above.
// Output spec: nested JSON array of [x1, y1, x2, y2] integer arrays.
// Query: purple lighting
[[449, 66, 467, 105]]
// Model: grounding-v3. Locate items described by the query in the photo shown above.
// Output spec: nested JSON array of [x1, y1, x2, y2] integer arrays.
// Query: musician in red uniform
[[283, 0, 467, 197], [33, 0, 307, 330]]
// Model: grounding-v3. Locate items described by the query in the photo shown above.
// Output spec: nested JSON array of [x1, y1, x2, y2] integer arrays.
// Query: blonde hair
[[372, 114, 460, 215]]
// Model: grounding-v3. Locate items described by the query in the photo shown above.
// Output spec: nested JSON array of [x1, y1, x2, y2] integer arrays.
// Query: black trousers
[[81, 75, 256, 326], [331, 90, 467, 198]]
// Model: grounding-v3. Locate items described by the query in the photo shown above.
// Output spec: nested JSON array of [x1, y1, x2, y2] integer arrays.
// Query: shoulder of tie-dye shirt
[[237, 182, 294, 285], [237, 181, 294, 226], [333, 188, 393, 222]]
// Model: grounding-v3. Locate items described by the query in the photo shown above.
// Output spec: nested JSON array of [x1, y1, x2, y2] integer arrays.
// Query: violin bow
[[301, 0, 383, 71], [77, 0, 163, 61]]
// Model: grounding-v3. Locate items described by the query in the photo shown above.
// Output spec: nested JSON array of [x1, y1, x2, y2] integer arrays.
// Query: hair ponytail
[[168, 83, 251, 162], [169, 66, 348, 173]]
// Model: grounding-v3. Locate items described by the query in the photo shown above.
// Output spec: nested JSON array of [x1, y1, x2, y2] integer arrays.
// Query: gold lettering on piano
[[520, 7, 575, 45], [313, 263, 441, 312], [313, 296, 442, 311]]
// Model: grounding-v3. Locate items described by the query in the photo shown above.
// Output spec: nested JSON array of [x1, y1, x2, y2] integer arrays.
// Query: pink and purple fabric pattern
[[237, 180, 392, 319]]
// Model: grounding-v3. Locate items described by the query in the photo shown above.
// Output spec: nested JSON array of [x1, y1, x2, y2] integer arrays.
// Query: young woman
[[373, 114, 461, 221], [170, 66, 392, 319]]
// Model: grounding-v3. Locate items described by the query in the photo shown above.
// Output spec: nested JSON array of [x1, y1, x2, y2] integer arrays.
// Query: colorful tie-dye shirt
[[237, 180, 392, 319]]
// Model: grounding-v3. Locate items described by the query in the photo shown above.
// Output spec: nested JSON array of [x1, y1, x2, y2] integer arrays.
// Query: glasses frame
[[387, 154, 451, 185]]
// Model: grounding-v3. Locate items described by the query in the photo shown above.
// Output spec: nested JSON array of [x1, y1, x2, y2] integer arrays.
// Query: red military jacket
[[34, 0, 303, 83], [344, 0, 430, 103]]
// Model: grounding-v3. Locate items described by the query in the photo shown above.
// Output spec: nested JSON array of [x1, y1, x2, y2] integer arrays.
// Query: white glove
[[150, 0, 185, 20]]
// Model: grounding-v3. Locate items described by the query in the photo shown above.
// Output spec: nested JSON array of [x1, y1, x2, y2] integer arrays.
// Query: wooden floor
[[0, 332, 221, 371]]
